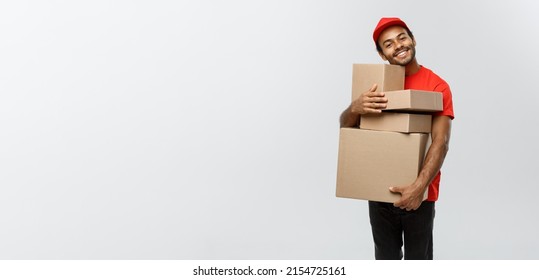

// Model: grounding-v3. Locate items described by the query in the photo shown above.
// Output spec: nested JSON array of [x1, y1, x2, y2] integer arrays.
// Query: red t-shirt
[[404, 66, 454, 201]]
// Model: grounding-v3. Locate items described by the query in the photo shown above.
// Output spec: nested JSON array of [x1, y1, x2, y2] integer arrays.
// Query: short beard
[[387, 47, 415, 66]]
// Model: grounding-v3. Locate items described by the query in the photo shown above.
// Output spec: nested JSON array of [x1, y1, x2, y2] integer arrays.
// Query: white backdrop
[[0, 0, 538, 259]]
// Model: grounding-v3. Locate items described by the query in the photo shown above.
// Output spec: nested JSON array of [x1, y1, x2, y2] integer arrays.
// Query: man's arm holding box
[[339, 84, 388, 127], [389, 115, 452, 211]]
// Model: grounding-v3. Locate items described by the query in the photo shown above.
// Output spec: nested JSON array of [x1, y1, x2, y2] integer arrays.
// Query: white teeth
[[396, 50, 407, 57]]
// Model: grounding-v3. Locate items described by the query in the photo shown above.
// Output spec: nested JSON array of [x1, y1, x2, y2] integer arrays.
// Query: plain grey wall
[[0, 0, 537, 259]]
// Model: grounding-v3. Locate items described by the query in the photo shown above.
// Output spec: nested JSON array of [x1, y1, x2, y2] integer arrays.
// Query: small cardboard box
[[360, 112, 432, 133], [384, 90, 443, 112], [352, 64, 404, 101], [336, 128, 429, 203]]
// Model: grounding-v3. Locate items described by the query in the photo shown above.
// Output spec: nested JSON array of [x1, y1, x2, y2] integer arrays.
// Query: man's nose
[[394, 40, 403, 50]]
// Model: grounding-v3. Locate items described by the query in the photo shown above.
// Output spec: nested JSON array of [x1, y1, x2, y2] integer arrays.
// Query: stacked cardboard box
[[336, 64, 442, 203]]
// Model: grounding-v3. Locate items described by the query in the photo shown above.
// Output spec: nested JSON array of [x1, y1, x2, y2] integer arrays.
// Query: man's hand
[[340, 83, 389, 127], [350, 84, 388, 115], [389, 184, 426, 211]]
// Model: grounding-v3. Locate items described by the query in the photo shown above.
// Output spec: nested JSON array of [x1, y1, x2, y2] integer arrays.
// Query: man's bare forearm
[[339, 105, 360, 128], [415, 116, 452, 189], [415, 137, 449, 190]]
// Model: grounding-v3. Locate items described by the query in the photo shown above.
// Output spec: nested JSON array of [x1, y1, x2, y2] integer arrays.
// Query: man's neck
[[404, 58, 421, 76]]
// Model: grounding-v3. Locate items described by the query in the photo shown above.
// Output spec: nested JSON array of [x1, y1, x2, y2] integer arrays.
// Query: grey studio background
[[0, 0, 537, 259]]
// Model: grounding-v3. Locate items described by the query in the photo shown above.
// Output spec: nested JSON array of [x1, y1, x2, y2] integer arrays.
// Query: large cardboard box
[[384, 90, 443, 112], [352, 64, 404, 101], [360, 112, 432, 133], [336, 128, 429, 203]]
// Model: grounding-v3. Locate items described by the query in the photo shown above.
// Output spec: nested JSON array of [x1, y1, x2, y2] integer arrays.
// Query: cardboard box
[[352, 64, 404, 101], [336, 128, 429, 203], [360, 112, 432, 133], [384, 90, 443, 112]]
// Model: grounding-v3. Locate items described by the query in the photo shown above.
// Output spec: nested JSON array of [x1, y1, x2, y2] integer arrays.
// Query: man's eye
[[385, 43, 392, 48]]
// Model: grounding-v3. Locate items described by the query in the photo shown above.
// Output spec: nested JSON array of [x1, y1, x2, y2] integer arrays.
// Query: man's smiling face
[[377, 25, 416, 66]]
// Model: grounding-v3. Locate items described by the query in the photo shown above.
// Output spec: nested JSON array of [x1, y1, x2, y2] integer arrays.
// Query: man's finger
[[370, 102, 387, 110], [369, 96, 388, 103]]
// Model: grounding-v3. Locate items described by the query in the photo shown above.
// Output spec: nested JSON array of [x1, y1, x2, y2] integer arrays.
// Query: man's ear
[[378, 51, 388, 61]]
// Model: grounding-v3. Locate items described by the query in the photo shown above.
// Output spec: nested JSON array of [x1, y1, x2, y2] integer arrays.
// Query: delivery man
[[339, 17, 455, 260]]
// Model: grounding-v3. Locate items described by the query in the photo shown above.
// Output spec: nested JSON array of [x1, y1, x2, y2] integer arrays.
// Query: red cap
[[373, 17, 409, 44]]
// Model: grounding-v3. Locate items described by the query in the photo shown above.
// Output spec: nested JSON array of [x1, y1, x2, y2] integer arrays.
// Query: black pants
[[368, 201, 435, 260]]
